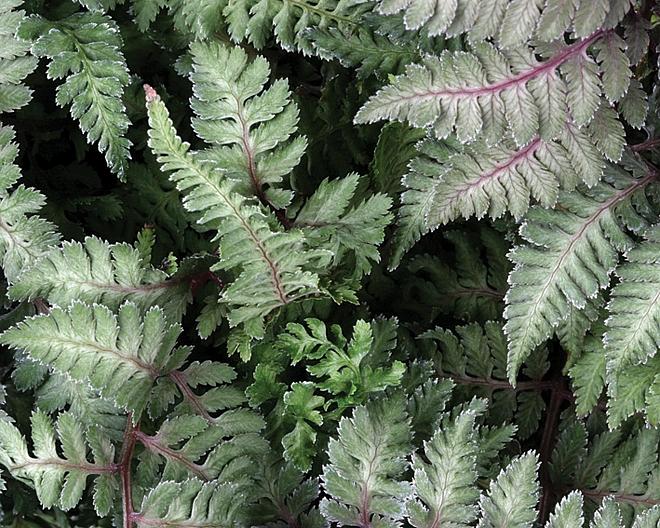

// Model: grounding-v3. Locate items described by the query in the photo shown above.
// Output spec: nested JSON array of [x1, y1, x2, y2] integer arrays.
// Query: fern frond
[[145, 84, 324, 336], [135, 412, 267, 485], [0, 302, 182, 417], [278, 318, 405, 410], [568, 329, 607, 417], [0, 410, 117, 514], [549, 416, 660, 508], [390, 138, 459, 268], [371, 122, 426, 197], [504, 161, 658, 382], [373, 0, 630, 44], [8, 236, 205, 322], [422, 322, 548, 439], [133, 479, 247, 528], [548, 493, 660, 528], [320, 395, 411, 527], [167, 0, 228, 39], [131, 0, 168, 32], [22, 12, 132, 178], [605, 224, 660, 374], [407, 405, 482, 528], [477, 451, 539, 528], [190, 41, 306, 209], [606, 355, 660, 428], [35, 371, 126, 441], [293, 174, 393, 280], [410, 123, 604, 230], [356, 33, 629, 155], [225, 0, 370, 56], [545, 492, 583, 528], [401, 227, 509, 323], [311, 26, 421, 79], [0, 126, 60, 283], [252, 458, 324, 527], [0, 0, 37, 113], [556, 294, 603, 356]]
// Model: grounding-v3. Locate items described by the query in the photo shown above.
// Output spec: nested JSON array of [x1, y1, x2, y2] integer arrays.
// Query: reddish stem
[[169, 370, 214, 423], [631, 138, 660, 152], [120, 414, 139, 528]]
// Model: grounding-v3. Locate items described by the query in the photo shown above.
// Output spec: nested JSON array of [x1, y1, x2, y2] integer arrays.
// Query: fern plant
[[0, 0, 658, 526]]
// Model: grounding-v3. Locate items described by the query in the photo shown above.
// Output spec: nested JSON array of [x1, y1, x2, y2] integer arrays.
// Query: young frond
[[22, 12, 132, 178], [320, 395, 412, 527], [9, 236, 205, 322], [0, 301, 182, 417], [225, 0, 371, 57], [278, 318, 405, 410], [0, 126, 60, 283], [0, 0, 37, 113], [356, 32, 630, 156], [504, 160, 659, 382], [0, 410, 117, 515], [373, 0, 630, 45], [190, 41, 306, 209], [605, 224, 660, 374], [133, 479, 247, 528], [293, 174, 393, 280], [146, 84, 325, 337]]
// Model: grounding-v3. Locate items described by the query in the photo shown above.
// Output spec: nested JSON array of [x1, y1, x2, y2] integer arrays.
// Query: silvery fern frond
[[0, 411, 117, 515], [0, 0, 37, 113], [189, 42, 306, 210], [407, 405, 483, 528], [8, 236, 208, 322], [321, 395, 412, 527], [146, 83, 325, 337], [605, 224, 660, 374], [356, 32, 631, 155], [372, 0, 631, 45], [477, 451, 539, 528], [133, 479, 247, 527], [504, 158, 658, 382], [0, 302, 183, 417], [0, 126, 59, 283]]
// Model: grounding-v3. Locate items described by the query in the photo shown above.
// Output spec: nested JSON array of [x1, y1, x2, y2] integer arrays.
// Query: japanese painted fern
[[0, 0, 657, 527]]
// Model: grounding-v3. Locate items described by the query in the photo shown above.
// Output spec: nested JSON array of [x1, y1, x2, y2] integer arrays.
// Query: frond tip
[[321, 395, 411, 527]]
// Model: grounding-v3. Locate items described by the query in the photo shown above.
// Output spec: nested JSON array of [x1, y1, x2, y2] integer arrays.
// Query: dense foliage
[[0, 0, 658, 526]]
